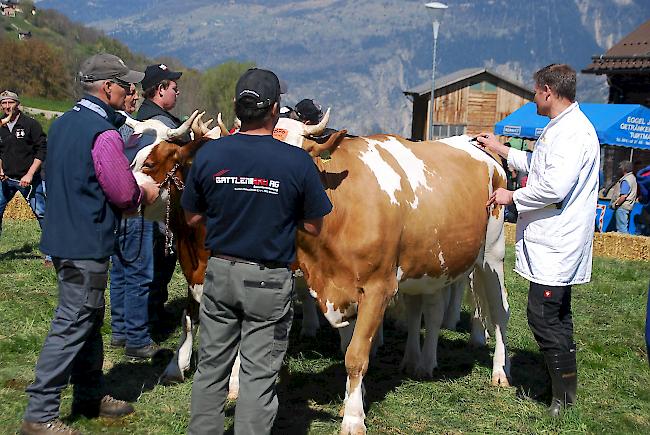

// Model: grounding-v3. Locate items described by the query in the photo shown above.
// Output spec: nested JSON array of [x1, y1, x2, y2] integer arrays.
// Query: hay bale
[[504, 222, 649, 261], [4, 194, 36, 220]]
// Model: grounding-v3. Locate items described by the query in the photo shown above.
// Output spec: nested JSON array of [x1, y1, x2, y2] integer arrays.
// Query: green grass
[[0, 219, 649, 434], [20, 96, 73, 113]]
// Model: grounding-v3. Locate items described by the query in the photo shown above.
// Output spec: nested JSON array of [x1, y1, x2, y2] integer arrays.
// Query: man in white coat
[[477, 64, 599, 417]]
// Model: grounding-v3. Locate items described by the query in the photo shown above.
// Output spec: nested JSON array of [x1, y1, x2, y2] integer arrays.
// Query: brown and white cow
[[274, 117, 510, 435]]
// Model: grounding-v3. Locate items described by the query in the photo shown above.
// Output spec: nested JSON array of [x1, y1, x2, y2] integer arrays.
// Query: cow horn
[[303, 108, 330, 137], [168, 110, 199, 141], [233, 116, 241, 131], [191, 111, 206, 139], [217, 113, 230, 136]]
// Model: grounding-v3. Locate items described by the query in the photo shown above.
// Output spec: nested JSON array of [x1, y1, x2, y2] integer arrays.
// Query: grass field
[[19, 96, 73, 113], [0, 219, 648, 434]]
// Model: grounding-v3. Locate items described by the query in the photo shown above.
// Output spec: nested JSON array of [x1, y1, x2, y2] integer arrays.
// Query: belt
[[211, 252, 288, 270]]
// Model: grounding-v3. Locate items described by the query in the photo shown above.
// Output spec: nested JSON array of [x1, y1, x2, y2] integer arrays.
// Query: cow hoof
[[491, 371, 510, 387], [414, 364, 435, 380], [340, 416, 366, 435], [159, 373, 184, 385]]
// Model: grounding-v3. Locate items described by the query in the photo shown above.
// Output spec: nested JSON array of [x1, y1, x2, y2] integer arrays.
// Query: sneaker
[[125, 343, 161, 359], [71, 395, 134, 418], [109, 338, 126, 348], [20, 419, 81, 435]]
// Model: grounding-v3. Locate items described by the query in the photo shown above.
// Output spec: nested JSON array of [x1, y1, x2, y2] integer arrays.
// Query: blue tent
[[494, 103, 650, 150]]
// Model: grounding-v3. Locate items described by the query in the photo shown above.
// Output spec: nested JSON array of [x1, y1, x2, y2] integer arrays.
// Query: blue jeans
[[614, 207, 630, 234], [110, 217, 154, 348], [0, 176, 46, 237]]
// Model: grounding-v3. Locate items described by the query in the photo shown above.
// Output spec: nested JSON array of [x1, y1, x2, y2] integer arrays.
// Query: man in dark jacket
[[0, 90, 46, 239], [21, 53, 159, 435], [114, 64, 186, 357]]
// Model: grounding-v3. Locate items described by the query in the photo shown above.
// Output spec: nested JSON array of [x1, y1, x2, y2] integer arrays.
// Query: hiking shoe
[[71, 395, 134, 418], [109, 338, 126, 348], [125, 343, 161, 359], [20, 419, 81, 435]]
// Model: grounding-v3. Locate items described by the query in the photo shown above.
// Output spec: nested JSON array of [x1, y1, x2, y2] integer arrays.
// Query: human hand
[[140, 181, 161, 205], [486, 187, 514, 207], [19, 173, 33, 187], [475, 132, 503, 154]]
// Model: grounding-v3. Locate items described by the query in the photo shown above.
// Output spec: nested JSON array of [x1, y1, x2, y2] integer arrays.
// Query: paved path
[[22, 106, 64, 119]]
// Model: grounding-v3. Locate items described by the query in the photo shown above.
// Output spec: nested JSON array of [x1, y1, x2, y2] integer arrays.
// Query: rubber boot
[[544, 348, 577, 417]]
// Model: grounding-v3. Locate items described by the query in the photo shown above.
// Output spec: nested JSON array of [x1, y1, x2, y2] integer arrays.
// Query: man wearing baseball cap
[[185, 68, 332, 434], [115, 63, 186, 344], [0, 90, 47, 248], [21, 53, 160, 435]]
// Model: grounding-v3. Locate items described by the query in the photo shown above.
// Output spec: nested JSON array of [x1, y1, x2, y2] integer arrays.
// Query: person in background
[[185, 68, 332, 434], [21, 53, 159, 435], [477, 64, 599, 418], [295, 98, 323, 125], [0, 90, 47, 262], [126, 64, 187, 334], [107, 81, 162, 359], [609, 160, 637, 234]]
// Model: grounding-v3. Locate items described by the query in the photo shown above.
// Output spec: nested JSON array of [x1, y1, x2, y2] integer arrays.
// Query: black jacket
[[0, 112, 47, 179], [136, 99, 182, 125]]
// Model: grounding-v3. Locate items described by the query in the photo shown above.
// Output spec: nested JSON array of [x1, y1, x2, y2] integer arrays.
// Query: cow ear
[[307, 129, 347, 158]]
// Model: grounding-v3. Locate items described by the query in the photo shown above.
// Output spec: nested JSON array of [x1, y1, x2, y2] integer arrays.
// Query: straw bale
[[4, 195, 36, 220], [504, 222, 649, 261]]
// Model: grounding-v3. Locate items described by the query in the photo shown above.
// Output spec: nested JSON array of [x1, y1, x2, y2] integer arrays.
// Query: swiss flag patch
[[543, 290, 552, 298]]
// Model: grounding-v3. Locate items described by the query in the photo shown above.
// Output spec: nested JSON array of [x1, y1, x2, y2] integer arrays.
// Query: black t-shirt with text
[[181, 133, 332, 264]]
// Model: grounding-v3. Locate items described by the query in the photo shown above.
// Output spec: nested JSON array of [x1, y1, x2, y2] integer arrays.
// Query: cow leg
[[227, 352, 241, 400], [442, 278, 466, 330], [468, 274, 489, 348], [299, 285, 321, 338], [474, 216, 510, 387], [339, 318, 383, 359], [399, 293, 422, 377], [341, 289, 389, 435], [418, 290, 448, 378], [160, 309, 193, 384]]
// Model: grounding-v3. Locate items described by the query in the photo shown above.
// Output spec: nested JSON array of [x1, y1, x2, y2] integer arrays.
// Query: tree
[[0, 37, 71, 99], [200, 60, 255, 128]]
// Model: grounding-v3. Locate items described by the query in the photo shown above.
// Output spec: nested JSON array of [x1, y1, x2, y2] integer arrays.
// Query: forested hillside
[[0, 2, 249, 124]]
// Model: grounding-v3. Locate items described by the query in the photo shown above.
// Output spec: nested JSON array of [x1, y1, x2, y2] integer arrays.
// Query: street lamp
[[425, 2, 448, 140]]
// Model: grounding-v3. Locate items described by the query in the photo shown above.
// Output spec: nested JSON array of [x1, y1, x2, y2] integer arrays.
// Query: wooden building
[[583, 19, 650, 187], [403, 68, 533, 141]]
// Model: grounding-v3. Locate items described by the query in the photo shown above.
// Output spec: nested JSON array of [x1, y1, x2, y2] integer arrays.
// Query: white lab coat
[[507, 102, 600, 286]]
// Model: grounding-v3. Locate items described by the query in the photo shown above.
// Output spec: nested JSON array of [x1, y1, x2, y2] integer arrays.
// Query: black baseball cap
[[79, 53, 144, 84], [141, 64, 183, 90], [295, 99, 323, 123], [235, 68, 285, 109]]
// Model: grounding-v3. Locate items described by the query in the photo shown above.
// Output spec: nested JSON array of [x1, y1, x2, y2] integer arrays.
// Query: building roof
[[403, 67, 531, 97], [583, 19, 650, 74]]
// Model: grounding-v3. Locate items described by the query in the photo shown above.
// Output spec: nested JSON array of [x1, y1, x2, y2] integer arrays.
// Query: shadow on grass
[[0, 242, 41, 261], [510, 349, 550, 404], [150, 296, 188, 343], [94, 349, 176, 405]]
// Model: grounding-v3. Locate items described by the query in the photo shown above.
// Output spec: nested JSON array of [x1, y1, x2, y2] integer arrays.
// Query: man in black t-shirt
[[184, 68, 332, 435], [0, 90, 47, 240]]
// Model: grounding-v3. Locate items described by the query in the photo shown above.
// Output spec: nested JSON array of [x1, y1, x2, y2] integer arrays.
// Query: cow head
[[273, 109, 347, 161], [130, 112, 221, 221]]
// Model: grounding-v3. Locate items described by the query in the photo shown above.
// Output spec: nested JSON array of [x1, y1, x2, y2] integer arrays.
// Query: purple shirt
[[91, 129, 142, 210]]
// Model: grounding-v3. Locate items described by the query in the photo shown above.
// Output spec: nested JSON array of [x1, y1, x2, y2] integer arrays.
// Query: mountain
[[35, 0, 650, 136]]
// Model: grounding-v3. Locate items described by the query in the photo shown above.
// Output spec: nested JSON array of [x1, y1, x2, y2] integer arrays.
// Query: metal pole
[[428, 20, 439, 141]]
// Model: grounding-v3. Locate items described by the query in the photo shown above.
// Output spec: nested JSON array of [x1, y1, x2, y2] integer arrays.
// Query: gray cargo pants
[[24, 258, 108, 423], [189, 256, 294, 435]]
